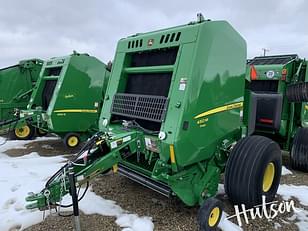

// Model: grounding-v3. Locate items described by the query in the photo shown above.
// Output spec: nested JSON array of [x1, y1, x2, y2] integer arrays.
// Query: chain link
[[58, 169, 67, 215], [43, 189, 51, 215]]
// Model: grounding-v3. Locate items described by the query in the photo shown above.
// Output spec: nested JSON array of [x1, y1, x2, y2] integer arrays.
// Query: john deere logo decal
[[147, 39, 154, 47], [266, 70, 275, 79]]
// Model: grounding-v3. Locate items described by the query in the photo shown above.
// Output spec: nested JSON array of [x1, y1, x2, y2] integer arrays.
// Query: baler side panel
[[175, 22, 247, 167], [50, 55, 107, 133]]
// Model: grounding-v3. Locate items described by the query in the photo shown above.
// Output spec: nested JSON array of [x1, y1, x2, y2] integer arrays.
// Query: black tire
[[198, 198, 223, 231], [12, 124, 35, 140], [36, 128, 48, 136], [290, 128, 308, 172], [63, 133, 80, 148], [286, 82, 308, 102], [225, 135, 282, 208]]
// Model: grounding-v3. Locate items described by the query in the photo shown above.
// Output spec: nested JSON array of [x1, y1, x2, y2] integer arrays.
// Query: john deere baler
[[0, 59, 43, 122], [26, 15, 282, 231], [245, 55, 308, 171], [13, 52, 110, 147]]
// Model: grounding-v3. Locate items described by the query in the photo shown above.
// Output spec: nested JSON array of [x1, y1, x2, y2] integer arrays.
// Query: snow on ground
[[274, 222, 282, 229], [0, 139, 153, 231], [41, 144, 54, 150], [278, 184, 308, 231], [282, 166, 293, 175], [0, 152, 66, 230], [278, 184, 308, 206], [217, 183, 225, 195], [0, 136, 59, 152], [78, 188, 154, 231], [218, 212, 243, 231], [294, 210, 308, 231]]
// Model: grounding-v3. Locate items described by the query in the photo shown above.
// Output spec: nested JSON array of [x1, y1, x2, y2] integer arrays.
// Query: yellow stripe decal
[[194, 102, 243, 119], [305, 105, 308, 110], [54, 109, 98, 113], [169, 144, 176, 164]]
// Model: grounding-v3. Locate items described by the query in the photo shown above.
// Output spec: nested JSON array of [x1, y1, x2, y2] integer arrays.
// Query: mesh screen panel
[[111, 93, 168, 122]]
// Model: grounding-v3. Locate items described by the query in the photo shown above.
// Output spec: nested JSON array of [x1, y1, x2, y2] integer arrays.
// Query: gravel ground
[[4, 138, 307, 231]]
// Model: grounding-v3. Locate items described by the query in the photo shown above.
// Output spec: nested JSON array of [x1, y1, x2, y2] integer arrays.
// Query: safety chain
[[58, 168, 67, 215], [43, 189, 51, 217]]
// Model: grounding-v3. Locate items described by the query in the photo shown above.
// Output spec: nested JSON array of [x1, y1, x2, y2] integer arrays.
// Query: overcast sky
[[0, 0, 307, 67]]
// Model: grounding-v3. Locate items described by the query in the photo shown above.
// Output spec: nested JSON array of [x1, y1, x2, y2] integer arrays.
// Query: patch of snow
[[278, 184, 308, 231], [295, 209, 308, 231], [0, 139, 33, 152], [0, 152, 66, 231], [41, 144, 54, 150], [287, 213, 297, 221], [218, 212, 243, 231], [217, 184, 225, 195], [116, 214, 154, 231], [274, 222, 282, 229], [0, 136, 59, 153], [278, 184, 308, 206], [63, 188, 154, 231], [76, 187, 123, 216], [32, 136, 59, 141], [0, 139, 154, 231], [281, 166, 293, 175]]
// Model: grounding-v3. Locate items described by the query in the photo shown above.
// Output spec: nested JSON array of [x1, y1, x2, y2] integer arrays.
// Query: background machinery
[[245, 54, 308, 171], [0, 59, 43, 123], [6, 52, 110, 148], [26, 15, 282, 231]]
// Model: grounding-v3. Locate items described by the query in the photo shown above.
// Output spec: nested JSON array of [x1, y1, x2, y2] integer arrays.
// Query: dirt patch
[[4, 138, 81, 157], [25, 212, 119, 231]]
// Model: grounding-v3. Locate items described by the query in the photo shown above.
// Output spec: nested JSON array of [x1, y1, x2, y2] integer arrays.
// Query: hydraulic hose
[[44, 131, 102, 188]]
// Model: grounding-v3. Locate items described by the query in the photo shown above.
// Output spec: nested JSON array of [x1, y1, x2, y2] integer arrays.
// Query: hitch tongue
[[26, 202, 39, 210], [25, 192, 46, 210]]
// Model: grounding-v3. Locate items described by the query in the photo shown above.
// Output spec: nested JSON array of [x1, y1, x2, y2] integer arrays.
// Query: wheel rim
[[208, 207, 220, 227], [15, 125, 31, 138], [67, 136, 78, 147], [263, 162, 275, 192]]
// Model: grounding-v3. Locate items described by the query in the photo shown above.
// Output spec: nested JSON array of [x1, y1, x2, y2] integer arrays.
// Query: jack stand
[[68, 163, 81, 231]]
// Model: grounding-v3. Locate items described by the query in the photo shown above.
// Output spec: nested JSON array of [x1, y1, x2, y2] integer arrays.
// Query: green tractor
[[0, 59, 43, 123], [245, 54, 308, 171], [7, 52, 110, 148], [26, 15, 282, 231]]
